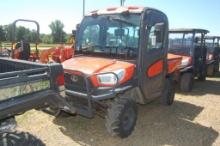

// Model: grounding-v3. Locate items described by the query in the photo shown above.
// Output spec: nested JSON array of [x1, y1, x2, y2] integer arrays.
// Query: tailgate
[[0, 67, 51, 102]]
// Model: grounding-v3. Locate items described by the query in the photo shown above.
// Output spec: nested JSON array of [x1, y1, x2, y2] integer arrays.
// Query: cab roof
[[205, 36, 220, 39], [169, 28, 209, 34], [86, 6, 145, 16]]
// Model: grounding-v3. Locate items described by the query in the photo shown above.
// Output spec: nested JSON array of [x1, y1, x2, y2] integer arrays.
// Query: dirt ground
[[17, 76, 220, 146]]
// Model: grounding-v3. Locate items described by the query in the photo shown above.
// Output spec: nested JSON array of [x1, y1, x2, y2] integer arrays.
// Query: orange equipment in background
[[39, 45, 74, 63]]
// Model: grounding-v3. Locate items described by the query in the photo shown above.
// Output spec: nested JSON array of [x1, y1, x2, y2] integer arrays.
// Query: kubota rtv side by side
[[62, 6, 181, 138], [169, 29, 209, 92], [204, 36, 220, 76]]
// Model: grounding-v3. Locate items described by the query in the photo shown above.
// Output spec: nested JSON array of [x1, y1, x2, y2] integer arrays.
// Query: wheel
[[207, 64, 215, 76], [198, 68, 206, 81], [105, 98, 137, 138], [180, 73, 193, 92], [214, 63, 219, 73], [0, 117, 16, 132], [163, 77, 175, 105], [0, 131, 45, 146]]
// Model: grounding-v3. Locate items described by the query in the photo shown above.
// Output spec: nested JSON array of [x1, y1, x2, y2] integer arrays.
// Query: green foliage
[[0, 25, 6, 41], [49, 20, 66, 43], [1, 20, 69, 44], [2, 24, 38, 42], [4, 24, 13, 41], [40, 34, 53, 44]]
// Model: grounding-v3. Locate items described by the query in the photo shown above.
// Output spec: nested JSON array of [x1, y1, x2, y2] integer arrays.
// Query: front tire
[[0, 131, 45, 146], [105, 98, 137, 138], [163, 77, 175, 105], [214, 63, 219, 73], [180, 73, 193, 92], [198, 68, 206, 81]]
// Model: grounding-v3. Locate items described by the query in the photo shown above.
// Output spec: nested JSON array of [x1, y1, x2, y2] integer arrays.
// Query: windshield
[[169, 33, 193, 55], [76, 14, 141, 59], [205, 38, 220, 52], [205, 39, 214, 48]]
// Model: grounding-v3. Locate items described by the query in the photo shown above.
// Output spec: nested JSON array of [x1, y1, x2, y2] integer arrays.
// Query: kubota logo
[[71, 75, 79, 82]]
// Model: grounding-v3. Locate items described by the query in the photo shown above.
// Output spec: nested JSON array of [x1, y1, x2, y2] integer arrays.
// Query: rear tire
[[214, 63, 219, 73], [163, 77, 175, 105], [105, 98, 137, 138], [0, 131, 45, 146], [198, 68, 206, 81], [207, 64, 215, 76], [180, 73, 193, 92]]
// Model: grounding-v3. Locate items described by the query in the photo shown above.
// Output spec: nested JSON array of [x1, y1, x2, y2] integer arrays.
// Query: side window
[[82, 24, 100, 47], [147, 23, 164, 51]]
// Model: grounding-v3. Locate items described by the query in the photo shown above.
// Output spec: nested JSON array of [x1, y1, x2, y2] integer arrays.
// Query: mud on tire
[[0, 131, 45, 146], [180, 73, 193, 92], [105, 98, 137, 138]]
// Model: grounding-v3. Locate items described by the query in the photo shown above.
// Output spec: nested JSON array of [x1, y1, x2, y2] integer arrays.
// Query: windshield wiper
[[81, 44, 102, 52], [105, 46, 137, 55]]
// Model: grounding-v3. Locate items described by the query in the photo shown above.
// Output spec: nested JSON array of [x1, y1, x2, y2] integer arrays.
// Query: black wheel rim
[[121, 106, 135, 132]]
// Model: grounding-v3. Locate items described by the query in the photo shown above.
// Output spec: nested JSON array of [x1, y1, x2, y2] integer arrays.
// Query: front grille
[[64, 73, 90, 92]]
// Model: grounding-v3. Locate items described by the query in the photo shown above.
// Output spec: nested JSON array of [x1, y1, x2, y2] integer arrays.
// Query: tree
[[0, 25, 6, 41], [49, 20, 66, 43], [16, 26, 29, 41], [40, 34, 53, 44], [4, 24, 14, 42]]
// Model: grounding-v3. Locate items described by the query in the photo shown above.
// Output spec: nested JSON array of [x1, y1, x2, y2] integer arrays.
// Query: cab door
[[138, 9, 168, 101]]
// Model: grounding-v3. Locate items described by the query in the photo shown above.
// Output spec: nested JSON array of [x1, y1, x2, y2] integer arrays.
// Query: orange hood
[[62, 56, 135, 75]]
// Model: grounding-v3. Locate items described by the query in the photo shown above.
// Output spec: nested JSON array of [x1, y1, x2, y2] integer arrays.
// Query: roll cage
[[169, 28, 209, 56]]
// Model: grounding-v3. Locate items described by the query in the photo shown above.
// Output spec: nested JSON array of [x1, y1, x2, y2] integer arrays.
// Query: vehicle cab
[[63, 7, 172, 101]]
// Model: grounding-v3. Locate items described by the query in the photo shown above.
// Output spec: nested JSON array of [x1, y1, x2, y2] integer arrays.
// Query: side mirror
[[154, 23, 165, 43], [76, 23, 80, 30], [72, 30, 76, 37]]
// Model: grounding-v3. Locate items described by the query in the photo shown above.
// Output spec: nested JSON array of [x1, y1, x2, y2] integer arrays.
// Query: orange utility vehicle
[[169, 29, 209, 92], [62, 6, 181, 138]]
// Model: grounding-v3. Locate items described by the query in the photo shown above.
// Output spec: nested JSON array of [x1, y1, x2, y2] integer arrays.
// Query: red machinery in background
[[11, 19, 74, 64]]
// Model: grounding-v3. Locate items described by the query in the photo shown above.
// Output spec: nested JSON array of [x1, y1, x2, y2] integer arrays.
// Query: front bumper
[[180, 66, 193, 72], [66, 85, 132, 100]]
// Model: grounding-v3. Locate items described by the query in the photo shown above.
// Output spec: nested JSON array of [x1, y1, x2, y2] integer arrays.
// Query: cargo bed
[[0, 57, 75, 121]]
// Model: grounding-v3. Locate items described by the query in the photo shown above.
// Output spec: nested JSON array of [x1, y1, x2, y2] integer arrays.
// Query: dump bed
[[167, 53, 182, 74]]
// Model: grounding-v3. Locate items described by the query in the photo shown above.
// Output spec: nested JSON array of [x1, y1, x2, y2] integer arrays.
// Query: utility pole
[[120, 0, 125, 6], [83, 0, 85, 17]]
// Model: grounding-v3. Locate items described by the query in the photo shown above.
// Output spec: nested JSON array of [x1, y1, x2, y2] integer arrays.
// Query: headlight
[[180, 57, 191, 68], [208, 54, 213, 60], [96, 69, 125, 86], [181, 59, 190, 66]]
